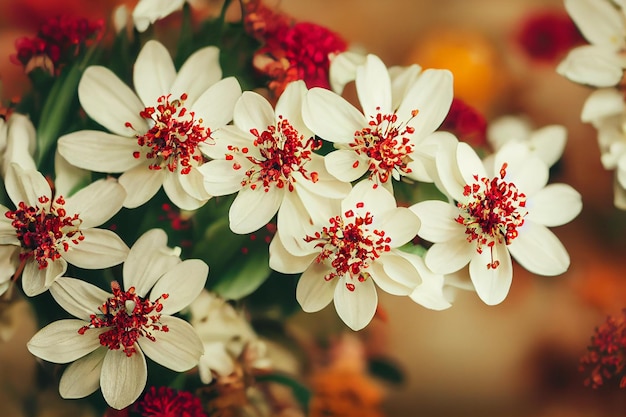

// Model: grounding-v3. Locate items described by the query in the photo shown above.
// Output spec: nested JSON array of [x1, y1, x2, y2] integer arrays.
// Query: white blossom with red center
[[269, 180, 450, 331], [199, 80, 350, 241], [302, 53, 453, 190], [411, 140, 582, 305], [26, 229, 208, 410], [0, 164, 128, 296], [58, 40, 242, 210], [557, 0, 626, 88]]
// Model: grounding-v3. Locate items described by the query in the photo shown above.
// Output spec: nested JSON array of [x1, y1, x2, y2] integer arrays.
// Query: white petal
[[50, 277, 110, 321], [526, 184, 582, 226], [132, 0, 184, 32], [200, 159, 246, 196], [296, 262, 336, 312], [53, 150, 90, 197], [229, 186, 283, 234], [78, 66, 145, 137], [329, 51, 366, 94], [455, 142, 487, 194], [507, 222, 570, 276], [325, 149, 368, 182], [276, 190, 320, 256], [21, 257, 67, 296], [63, 178, 126, 228], [398, 68, 453, 139], [27, 319, 104, 363], [411, 200, 462, 242], [275, 81, 312, 136], [150, 259, 208, 315], [171, 46, 222, 105], [556, 46, 625, 87], [177, 164, 212, 201], [528, 125, 568, 167], [59, 348, 107, 399], [233, 91, 275, 134], [495, 143, 549, 195], [162, 172, 206, 210], [199, 125, 254, 159], [424, 239, 473, 275], [192, 77, 242, 128], [389, 64, 422, 110], [400, 252, 452, 310], [63, 229, 129, 269], [565, 0, 625, 48], [296, 155, 352, 199], [368, 254, 418, 295], [118, 165, 165, 208], [5, 164, 50, 208], [303, 88, 366, 144], [581, 88, 623, 123], [134, 40, 177, 107], [124, 228, 181, 297], [138, 315, 203, 371], [469, 243, 513, 305], [100, 348, 147, 410], [333, 276, 377, 331], [57, 131, 143, 173], [356, 54, 392, 116], [379, 207, 420, 248], [269, 233, 316, 273]]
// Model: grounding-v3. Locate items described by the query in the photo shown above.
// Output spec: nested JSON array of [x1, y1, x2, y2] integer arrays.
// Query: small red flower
[[514, 9, 585, 63], [243, 0, 347, 98], [580, 309, 626, 389], [136, 386, 206, 417], [11, 15, 104, 75], [439, 98, 487, 149]]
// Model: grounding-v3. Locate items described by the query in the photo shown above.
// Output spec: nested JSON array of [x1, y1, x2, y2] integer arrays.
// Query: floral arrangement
[[2, 0, 614, 415]]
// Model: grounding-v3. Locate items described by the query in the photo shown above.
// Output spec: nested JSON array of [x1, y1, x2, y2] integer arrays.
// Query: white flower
[[411, 141, 582, 305], [270, 180, 437, 331], [189, 290, 270, 384], [26, 229, 208, 410], [132, 0, 186, 32], [581, 87, 626, 209], [557, 0, 626, 87], [58, 40, 242, 210], [303, 53, 453, 189], [486, 115, 567, 168], [199, 80, 350, 238], [0, 165, 129, 296]]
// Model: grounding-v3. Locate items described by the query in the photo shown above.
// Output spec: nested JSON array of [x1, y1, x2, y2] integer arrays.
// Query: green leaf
[[209, 239, 272, 300]]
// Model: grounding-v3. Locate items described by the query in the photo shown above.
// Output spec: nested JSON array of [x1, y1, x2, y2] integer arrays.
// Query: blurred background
[[2, 0, 626, 416]]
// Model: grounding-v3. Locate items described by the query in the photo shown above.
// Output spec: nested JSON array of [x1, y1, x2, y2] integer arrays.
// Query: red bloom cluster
[[11, 15, 104, 75], [514, 9, 585, 63], [136, 386, 206, 417], [243, 0, 347, 98], [580, 309, 626, 389], [439, 98, 487, 149]]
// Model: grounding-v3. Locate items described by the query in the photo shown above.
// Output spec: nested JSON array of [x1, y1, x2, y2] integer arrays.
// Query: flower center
[[304, 203, 391, 290], [350, 108, 418, 183], [127, 93, 211, 174], [79, 281, 169, 357], [227, 116, 321, 192], [455, 163, 527, 269], [4, 195, 83, 269]]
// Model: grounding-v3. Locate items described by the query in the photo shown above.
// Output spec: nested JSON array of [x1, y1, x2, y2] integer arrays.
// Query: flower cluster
[[0, 0, 584, 414]]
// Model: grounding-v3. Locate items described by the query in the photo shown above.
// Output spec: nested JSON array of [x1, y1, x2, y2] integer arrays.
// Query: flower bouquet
[[0, 0, 592, 415]]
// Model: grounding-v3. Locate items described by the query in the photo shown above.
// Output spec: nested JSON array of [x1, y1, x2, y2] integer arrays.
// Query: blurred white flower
[[189, 290, 270, 384], [557, 0, 626, 87], [132, 0, 186, 32]]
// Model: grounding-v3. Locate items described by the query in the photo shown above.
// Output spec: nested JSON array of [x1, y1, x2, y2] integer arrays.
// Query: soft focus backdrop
[[2, 0, 625, 416]]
